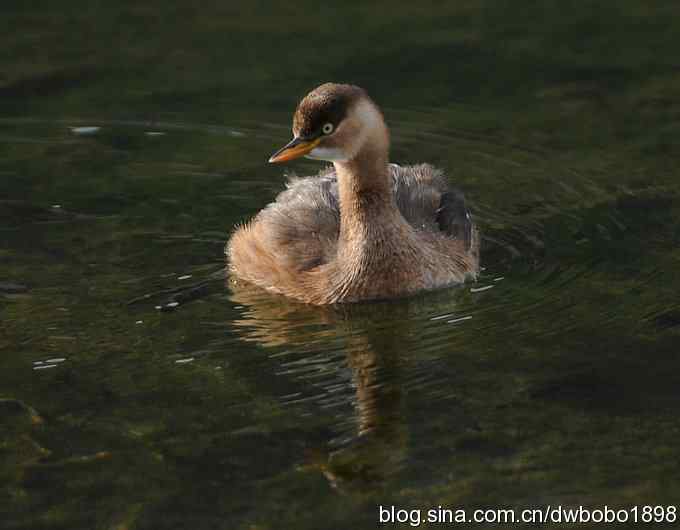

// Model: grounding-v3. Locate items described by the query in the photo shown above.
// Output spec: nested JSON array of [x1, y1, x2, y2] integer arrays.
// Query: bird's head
[[269, 83, 387, 164]]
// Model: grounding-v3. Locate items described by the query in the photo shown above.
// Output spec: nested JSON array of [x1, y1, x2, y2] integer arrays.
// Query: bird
[[226, 83, 479, 304]]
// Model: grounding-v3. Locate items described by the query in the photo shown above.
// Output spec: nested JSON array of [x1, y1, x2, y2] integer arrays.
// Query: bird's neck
[[333, 138, 404, 252]]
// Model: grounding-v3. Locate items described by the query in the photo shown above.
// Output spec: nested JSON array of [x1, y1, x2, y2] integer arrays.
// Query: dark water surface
[[3, 2, 680, 529]]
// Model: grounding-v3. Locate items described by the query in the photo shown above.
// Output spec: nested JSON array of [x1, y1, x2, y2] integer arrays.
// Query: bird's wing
[[250, 168, 340, 271], [391, 163, 473, 250], [435, 189, 473, 251]]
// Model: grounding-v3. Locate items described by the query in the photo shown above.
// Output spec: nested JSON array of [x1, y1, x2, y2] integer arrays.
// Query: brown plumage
[[226, 83, 479, 304]]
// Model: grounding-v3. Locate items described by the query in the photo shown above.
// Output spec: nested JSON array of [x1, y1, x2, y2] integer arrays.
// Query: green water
[[2, 2, 680, 529]]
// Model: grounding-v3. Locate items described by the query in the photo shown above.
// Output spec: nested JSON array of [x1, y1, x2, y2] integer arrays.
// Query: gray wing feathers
[[252, 169, 340, 271], [391, 163, 472, 249], [436, 190, 473, 251], [391, 163, 447, 231]]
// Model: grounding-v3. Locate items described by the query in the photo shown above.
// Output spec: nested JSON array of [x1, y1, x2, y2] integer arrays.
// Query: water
[[3, 2, 680, 529]]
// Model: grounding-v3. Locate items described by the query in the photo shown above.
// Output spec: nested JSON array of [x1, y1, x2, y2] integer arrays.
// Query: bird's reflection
[[317, 334, 406, 492], [228, 279, 410, 492]]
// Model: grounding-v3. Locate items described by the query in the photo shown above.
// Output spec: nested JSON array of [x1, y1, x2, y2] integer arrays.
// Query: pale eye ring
[[322, 123, 334, 135]]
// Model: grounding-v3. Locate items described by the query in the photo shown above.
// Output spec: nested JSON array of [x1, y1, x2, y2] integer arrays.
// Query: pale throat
[[306, 146, 346, 161]]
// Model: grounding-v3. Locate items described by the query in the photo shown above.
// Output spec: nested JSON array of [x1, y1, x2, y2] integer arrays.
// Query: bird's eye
[[322, 123, 334, 135]]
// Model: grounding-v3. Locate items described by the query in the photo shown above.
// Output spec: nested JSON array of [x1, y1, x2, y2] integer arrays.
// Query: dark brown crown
[[292, 83, 367, 139]]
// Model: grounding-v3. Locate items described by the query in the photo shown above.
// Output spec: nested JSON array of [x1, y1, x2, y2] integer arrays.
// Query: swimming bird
[[226, 83, 479, 304]]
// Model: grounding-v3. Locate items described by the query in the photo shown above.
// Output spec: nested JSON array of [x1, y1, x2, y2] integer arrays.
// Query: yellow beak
[[268, 137, 321, 163]]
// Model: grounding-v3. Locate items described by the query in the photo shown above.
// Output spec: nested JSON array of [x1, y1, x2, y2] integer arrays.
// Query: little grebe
[[226, 83, 479, 304]]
